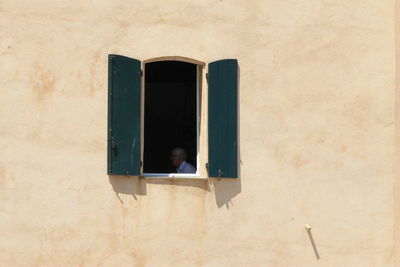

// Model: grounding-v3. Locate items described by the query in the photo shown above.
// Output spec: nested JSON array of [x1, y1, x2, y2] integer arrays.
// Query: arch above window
[[143, 56, 205, 67]]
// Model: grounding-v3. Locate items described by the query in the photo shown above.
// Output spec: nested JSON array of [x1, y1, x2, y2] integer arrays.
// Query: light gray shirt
[[177, 161, 196, 173]]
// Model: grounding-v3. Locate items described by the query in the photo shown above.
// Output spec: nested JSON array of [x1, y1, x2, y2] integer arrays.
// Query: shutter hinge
[[140, 70, 143, 76], [206, 73, 209, 84], [111, 137, 117, 150], [140, 161, 143, 167]]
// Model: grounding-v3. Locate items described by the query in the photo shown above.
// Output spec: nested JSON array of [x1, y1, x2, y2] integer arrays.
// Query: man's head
[[170, 147, 186, 167]]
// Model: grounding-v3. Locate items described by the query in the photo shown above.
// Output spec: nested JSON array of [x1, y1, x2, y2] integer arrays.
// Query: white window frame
[[140, 57, 206, 179]]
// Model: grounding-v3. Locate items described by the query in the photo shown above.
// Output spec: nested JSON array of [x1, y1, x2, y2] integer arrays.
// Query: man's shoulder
[[182, 161, 196, 172]]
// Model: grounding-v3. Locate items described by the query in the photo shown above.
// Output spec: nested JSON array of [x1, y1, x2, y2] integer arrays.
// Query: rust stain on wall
[[292, 154, 310, 169], [119, 20, 129, 28], [0, 164, 15, 188], [131, 251, 147, 267], [30, 65, 56, 102]]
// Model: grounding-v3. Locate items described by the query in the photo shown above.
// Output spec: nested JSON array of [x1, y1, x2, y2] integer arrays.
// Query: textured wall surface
[[0, 0, 397, 266]]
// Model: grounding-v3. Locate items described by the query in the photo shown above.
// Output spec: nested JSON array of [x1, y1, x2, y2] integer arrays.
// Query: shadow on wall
[[108, 176, 241, 209], [108, 175, 146, 203], [210, 176, 242, 208]]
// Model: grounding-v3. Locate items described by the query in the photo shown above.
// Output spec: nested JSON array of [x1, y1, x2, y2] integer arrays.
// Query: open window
[[108, 55, 238, 178], [143, 60, 200, 176]]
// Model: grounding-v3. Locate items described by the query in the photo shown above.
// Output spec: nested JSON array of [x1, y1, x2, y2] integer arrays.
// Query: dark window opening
[[143, 61, 197, 173]]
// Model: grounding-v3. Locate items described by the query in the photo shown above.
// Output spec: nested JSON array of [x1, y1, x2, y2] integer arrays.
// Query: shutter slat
[[108, 54, 141, 175], [208, 59, 238, 178]]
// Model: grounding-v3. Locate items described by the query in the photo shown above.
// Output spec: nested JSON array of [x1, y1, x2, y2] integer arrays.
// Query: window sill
[[141, 173, 208, 180]]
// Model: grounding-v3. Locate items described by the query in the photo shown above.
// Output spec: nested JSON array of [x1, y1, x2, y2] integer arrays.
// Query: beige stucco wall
[[0, 0, 397, 266]]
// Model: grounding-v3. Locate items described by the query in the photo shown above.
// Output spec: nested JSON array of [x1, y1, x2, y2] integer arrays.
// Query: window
[[143, 60, 199, 176], [107, 55, 238, 178]]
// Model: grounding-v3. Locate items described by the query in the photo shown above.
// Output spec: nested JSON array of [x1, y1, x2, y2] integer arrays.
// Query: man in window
[[170, 148, 196, 173]]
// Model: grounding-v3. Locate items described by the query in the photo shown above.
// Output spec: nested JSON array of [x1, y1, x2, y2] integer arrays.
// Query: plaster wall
[[0, 0, 397, 266]]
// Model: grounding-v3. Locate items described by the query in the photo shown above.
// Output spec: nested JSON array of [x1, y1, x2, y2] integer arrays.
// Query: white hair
[[172, 147, 187, 160]]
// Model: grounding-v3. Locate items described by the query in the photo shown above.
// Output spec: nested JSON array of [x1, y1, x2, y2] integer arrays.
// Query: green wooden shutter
[[208, 59, 238, 178], [108, 54, 141, 175]]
